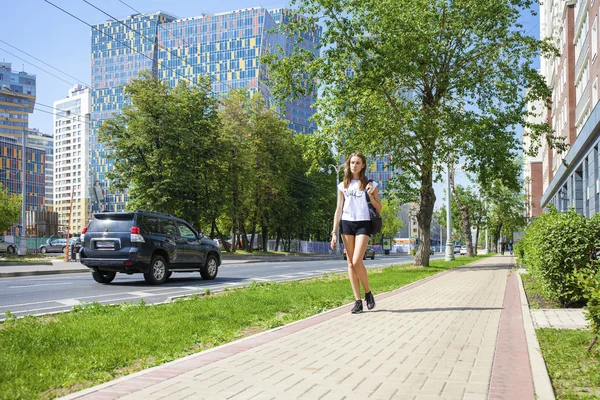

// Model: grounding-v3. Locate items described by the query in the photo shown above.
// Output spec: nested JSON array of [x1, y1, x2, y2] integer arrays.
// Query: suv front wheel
[[144, 255, 169, 285], [200, 255, 218, 280], [92, 270, 116, 284]]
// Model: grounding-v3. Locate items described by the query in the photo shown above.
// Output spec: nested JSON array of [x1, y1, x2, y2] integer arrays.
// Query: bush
[[519, 206, 599, 306], [575, 271, 600, 349]]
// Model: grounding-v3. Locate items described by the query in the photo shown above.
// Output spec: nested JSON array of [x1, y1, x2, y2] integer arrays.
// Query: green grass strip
[[0, 255, 489, 399], [537, 328, 600, 399]]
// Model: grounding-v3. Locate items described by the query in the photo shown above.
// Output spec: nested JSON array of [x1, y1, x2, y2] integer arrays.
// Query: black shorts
[[341, 220, 372, 236]]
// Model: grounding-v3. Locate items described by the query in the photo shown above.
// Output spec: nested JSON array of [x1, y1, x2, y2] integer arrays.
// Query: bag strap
[[365, 180, 373, 205]]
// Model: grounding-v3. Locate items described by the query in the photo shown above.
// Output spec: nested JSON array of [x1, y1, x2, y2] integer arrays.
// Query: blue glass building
[[90, 8, 321, 212]]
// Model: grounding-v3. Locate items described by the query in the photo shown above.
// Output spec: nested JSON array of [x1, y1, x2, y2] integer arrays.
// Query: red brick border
[[488, 271, 535, 399]]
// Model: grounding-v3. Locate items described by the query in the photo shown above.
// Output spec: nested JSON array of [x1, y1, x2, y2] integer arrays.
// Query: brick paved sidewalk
[[62, 255, 542, 400]]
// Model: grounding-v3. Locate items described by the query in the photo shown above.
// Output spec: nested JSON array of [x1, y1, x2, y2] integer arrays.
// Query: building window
[[594, 77, 599, 107], [595, 17, 599, 61]]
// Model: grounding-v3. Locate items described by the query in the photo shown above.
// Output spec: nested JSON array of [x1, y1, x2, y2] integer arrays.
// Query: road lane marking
[[128, 291, 155, 297], [56, 299, 81, 306], [8, 282, 72, 288]]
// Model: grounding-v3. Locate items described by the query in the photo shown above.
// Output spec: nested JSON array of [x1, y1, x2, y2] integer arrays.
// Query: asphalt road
[[0, 254, 448, 321]]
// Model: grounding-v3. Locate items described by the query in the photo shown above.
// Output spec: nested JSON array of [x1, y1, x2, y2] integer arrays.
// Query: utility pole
[[445, 164, 455, 261]]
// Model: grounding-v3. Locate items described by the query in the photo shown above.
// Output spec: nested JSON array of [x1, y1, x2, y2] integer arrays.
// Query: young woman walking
[[330, 152, 382, 313]]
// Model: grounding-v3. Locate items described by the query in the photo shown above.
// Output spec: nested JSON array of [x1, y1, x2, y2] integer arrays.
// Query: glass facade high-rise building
[[0, 62, 47, 235], [90, 8, 321, 212], [26, 128, 54, 210]]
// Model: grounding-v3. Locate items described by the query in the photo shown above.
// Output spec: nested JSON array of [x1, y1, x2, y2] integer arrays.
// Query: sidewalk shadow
[[368, 306, 503, 314]]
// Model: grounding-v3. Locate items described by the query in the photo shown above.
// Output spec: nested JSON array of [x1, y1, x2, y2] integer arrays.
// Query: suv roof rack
[[134, 210, 174, 218]]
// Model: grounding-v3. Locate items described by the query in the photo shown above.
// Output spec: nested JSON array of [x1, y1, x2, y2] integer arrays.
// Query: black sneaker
[[351, 300, 363, 314], [365, 291, 375, 310]]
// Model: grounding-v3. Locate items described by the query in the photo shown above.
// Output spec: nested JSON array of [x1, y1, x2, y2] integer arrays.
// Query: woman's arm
[[331, 189, 344, 235], [330, 189, 344, 249]]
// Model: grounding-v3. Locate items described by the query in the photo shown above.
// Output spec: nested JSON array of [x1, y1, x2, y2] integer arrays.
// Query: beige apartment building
[[527, 0, 600, 218], [53, 84, 91, 235]]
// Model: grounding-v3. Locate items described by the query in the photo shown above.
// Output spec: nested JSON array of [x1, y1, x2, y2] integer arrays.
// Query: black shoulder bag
[[366, 181, 382, 234]]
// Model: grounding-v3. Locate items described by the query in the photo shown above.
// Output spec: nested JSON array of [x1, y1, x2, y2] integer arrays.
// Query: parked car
[[39, 239, 68, 254], [343, 246, 376, 260], [460, 245, 467, 255], [453, 245, 461, 254], [0, 239, 17, 254], [79, 210, 221, 285]]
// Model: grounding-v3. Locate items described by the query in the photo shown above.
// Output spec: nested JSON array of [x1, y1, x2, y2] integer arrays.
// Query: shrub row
[[517, 206, 600, 307]]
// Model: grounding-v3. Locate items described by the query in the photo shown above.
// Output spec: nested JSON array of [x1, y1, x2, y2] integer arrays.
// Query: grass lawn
[[0, 255, 488, 399], [537, 329, 600, 399]]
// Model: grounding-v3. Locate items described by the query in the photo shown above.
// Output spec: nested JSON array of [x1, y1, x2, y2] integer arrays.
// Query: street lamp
[[1, 85, 27, 256], [328, 162, 342, 256], [445, 164, 455, 261]]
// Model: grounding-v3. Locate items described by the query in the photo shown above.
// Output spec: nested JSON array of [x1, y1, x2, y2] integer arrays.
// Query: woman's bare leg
[[342, 234, 361, 300], [351, 234, 371, 293]]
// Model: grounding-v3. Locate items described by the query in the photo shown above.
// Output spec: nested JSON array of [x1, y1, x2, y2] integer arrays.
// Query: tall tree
[[264, 0, 557, 266], [98, 72, 221, 227], [0, 187, 21, 234], [377, 198, 404, 243]]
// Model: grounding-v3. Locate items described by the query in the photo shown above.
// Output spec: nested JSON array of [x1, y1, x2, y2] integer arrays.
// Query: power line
[[0, 46, 75, 87], [117, 0, 141, 14], [42, 0, 192, 86], [0, 40, 91, 87]]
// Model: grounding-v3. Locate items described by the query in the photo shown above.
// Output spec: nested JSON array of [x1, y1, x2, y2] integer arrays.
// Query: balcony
[[575, 35, 589, 79]]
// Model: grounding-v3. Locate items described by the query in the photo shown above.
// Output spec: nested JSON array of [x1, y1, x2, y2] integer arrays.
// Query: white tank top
[[338, 180, 378, 221]]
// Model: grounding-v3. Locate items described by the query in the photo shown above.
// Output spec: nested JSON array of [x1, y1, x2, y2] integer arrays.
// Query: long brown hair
[[343, 152, 369, 190]]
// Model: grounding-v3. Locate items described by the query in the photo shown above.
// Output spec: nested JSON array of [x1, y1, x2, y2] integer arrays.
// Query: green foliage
[[520, 207, 599, 306], [575, 271, 600, 345], [263, 0, 556, 266], [99, 72, 221, 226], [376, 198, 404, 242], [0, 187, 21, 233]]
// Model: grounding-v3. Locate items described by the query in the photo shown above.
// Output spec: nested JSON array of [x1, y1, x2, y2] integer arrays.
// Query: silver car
[[39, 239, 67, 254], [0, 239, 17, 254]]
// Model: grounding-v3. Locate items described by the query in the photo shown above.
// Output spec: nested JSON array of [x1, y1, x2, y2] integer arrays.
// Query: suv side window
[[178, 223, 197, 240], [160, 219, 178, 236], [141, 215, 160, 234]]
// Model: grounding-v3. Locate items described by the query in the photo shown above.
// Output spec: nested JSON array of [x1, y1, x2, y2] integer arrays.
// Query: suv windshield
[[88, 213, 135, 233]]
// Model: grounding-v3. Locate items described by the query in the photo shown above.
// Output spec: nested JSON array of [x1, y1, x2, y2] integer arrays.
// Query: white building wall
[[53, 84, 91, 235]]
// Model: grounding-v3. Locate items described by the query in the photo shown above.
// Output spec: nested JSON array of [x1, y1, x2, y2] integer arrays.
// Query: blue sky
[[2, 0, 540, 209]]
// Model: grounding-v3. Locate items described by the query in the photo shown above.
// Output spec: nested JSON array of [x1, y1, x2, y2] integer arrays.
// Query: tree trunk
[[414, 168, 435, 267], [214, 224, 231, 253], [262, 224, 268, 252], [275, 228, 281, 252], [474, 218, 481, 256], [240, 223, 249, 252], [231, 217, 237, 252], [449, 169, 474, 257]]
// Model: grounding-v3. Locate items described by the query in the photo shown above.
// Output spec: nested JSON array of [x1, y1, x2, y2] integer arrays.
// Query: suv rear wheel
[[92, 270, 116, 284], [144, 255, 169, 284], [200, 255, 218, 280]]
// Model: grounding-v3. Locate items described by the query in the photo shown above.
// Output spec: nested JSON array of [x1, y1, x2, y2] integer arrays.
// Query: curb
[[517, 269, 556, 399], [0, 262, 52, 267], [0, 269, 89, 278]]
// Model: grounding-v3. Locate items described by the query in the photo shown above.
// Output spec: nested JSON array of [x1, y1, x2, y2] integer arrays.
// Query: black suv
[[80, 211, 221, 285]]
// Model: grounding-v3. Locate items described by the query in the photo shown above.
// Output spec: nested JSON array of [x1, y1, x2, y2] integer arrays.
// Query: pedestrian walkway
[[60, 255, 554, 400], [530, 309, 588, 329]]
